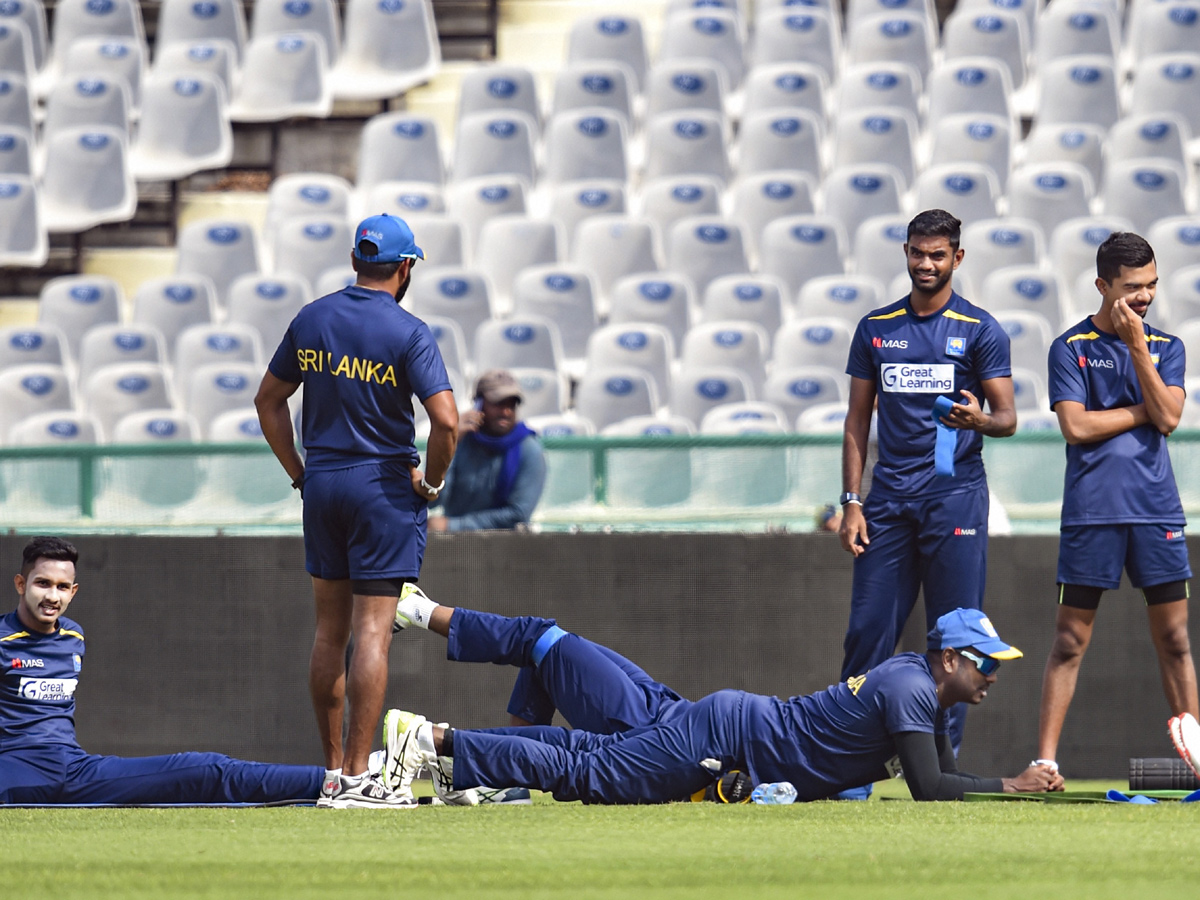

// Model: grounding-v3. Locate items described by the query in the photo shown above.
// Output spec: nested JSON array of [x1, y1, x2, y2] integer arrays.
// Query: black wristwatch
[[839, 491, 862, 507]]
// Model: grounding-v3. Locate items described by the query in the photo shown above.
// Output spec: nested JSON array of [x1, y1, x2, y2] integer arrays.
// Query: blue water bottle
[[751, 781, 797, 804]]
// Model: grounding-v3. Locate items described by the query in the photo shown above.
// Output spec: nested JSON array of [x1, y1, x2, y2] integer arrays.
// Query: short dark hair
[[907, 209, 961, 251], [351, 247, 403, 282], [1096, 232, 1155, 284], [22, 536, 78, 577]]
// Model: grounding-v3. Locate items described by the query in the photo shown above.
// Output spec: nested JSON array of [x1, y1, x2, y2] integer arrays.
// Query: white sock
[[416, 722, 437, 757], [397, 592, 438, 629], [325, 768, 342, 780]]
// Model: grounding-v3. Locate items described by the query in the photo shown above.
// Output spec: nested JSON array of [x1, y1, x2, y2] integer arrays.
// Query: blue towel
[[931, 395, 959, 477]]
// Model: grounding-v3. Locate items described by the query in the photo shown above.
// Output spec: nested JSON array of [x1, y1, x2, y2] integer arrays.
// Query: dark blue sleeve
[[846, 317, 875, 380], [878, 665, 939, 735], [268, 326, 302, 384], [1048, 337, 1086, 409], [973, 315, 1012, 381], [405, 323, 454, 402], [1159, 334, 1186, 389]]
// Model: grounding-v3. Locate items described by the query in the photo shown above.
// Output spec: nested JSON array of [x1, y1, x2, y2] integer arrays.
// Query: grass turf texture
[[7, 780, 1200, 899]]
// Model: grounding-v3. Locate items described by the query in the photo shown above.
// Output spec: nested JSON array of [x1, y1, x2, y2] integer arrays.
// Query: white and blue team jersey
[[1049, 318, 1186, 526], [740, 653, 947, 796], [268, 285, 452, 472], [0, 610, 85, 751], [846, 292, 1012, 498]]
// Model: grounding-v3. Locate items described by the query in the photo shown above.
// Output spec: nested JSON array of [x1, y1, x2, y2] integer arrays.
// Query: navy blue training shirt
[[268, 285, 452, 471], [846, 292, 1012, 498], [0, 610, 85, 750], [1049, 317, 1186, 526]]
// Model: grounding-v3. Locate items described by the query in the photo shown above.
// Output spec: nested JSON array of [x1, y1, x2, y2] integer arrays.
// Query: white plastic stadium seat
[[510, 265, 598, 362], [356, 113, 444, 191], [49, 0, 145, 77], [607, 273, 695, 352], [752, 9, 840, 80], [644, 59, 727, 123], [574, 367, 659, 432], [1020, 124, 1105, 192], [795, 274, 887, 325], [831, 109, 917, 191], [730, 173, 817, 261], [572, 215, 661, 304], [549, 180, 626, 254], [1006, 163, 1095, 243], [151, 40, 236, 99], [271, 216, 354, 294], [329, 0, 440, 101], [795, 401, 849, 434], [0, 73, 34, 133], [0, 364, 73, 442], [736, 110, 823, 181], [155, 0, 246, 62], [995, 310, 1052, 376], [643, 111, 730, 186], [474, 217, 560, 305], [450, 111, 537, 185], [263, 172, 352, 251], [508, 367, 565, 418], [225, 272, 311, 351], [846, 12, 934, 80], [940, 9, 1027, 89], [585, 322, 674, 402], [175, 322, 263, 374], [926, 60, 1013, 127], [1128, 55, 1200, 152], [822, 165, 905, 253], [420, 315, 468, 378], [106, 409, 202, 506], [852, 214, 909, 289], [446, 176, 527, 260], [956, 217, 1045, 293], [0, 323, 68, 371], [39, 126, 136, 233], [1148, 217, 1200, 284], [666, 217, 749, 298], [37, 275, 122, 357], [363, 182, 445, 222], [207, 409, 294, 504], [701, 275, 785, 337], [981, 267, 1064, 328], [1106, 115, 1190, 173], [183, 360, 259, 437], [250, 0, 339, 64], [407, 267, 493, 359], [60, 36, 145, 112], [927, 114, 1012, 192], [762, 365, 847, 427], [657, 9, 744, 88], [455, 64, 539, 130], [130, 72, 231, 181], [131, 275, 217, 359], [773, 317, 855, 371], [741, 62, 827, 120], [228, 33, 331, 122], [680, 320, 769, 393], [913, 163, 1001, 229], [174, 218, 261, 307], [551, 63, 634, 127], [699, 401, 789, 434], [42, 74, 130, 141], [473, 316, 563, 374], [1035, 4, 1118, 71], [81, 361, 172, 440], [566, 14, 647, 94], [0, 0, 46, 73], [639, 176, 723, 239], [836, 62, 921, 121], [758, 215, 847, 301], [77, 323, 168, 384], [0, 174, 45, 266], [1049, 216, 1133, 289], [1101, 161, 1188, 237], [1035, 57, 1121, 131], [670, 365, 753, 427]]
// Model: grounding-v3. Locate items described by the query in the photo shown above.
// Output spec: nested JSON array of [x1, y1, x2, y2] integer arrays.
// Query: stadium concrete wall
[[4, 533, 1192, 782]]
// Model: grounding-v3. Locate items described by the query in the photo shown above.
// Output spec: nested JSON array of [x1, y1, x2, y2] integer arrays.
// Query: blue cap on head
[[928, 608, 1022, 659], [353, 213, 424, 263]]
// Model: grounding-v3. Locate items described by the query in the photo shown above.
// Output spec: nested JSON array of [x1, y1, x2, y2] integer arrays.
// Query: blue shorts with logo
[[302, 460, 427, 581], [1057, 523, 1192, 590]]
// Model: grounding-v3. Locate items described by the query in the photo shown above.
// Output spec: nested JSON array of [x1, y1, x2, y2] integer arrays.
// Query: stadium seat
[[473, 315, 563, 374], [327, 0, 439, 101], [1128, 54, 1200, 151], [446, 176, 527, 260], [206, 408, 293, 504], [225, 273, 310, 352], [450, 111, 537, 185], [830, 108, 917, 190], [1047, 215, 1133, 291], [228, 33, 331, 122], [8, 411, 100, 505], [941, 9, 1027, 89], [0, 0, 46, 74], [0, 73, 33, 133], [130, 72, 231, 181], [681, 320, 769, 393], [666, 216, 749, 298], [77, 323, 167, 385], [82, 361, 172, 440], [0, 127, 32, 176], [735, 109, 823, 181], [1009, 366, 1047, 412], [702, 274, 786, 338], [608, 273, 695, 351], [175, 219, 260, 308], [551, 62, 634, 129], [926, 59, 1013, 128], [957, 217, 1045, 291], [1106, 115, 1190, 173], [1127, 1, 1200, 70], [1101, 161, 1189, 236], [698, 400, 789, 434], [670, 365, 753, 427], [846, 0, 935, 30], [741, 62, 827, 120], [0, 173, 45, 266], [541, 109, 629, 185], [795, 400, 849, 433], [60, 36, 144, 112], [250, 0, 339, 63], [363, 181, 445, 221], [658, 9, 744, 89], [37, 274, 121, 357], [42, 75, 129, 141], [730, 173, 817, 262], [846, 12, 935, 80], [1148, 216, 1200, 283], [773, 316, 854, 371], [263, 172, 352, 251], [175, 322, 262, 375], [106, 409, 201, 506], [183, 361, 259, 437], [549, 180, 626, 254], [511, 264, 598, 362], [311, 265, 354, 299], [508, 367, 565, 418], [40, 126, 135, 233], [585, 322, 673, 402], [271, 215, 353, 294], [356, 113, 444, 191], [914, 163, 1001, 228], [131, 275, 217, 360], [155, 0, 246, 63], [407, 267, 492, 359], [822, 165, 905, 253], [795, 274, 886, 324], [1007, 163, 1095, 242], [750, 9, 839, 82], [981, 266, 1065, 327], [565, 13, 648, 94], [852, 214, 909, 288], [0, 363, 72, 441], [574, 367, 659, 432], [645, 59, 728, 123], [927, 115, 1012, 193], [761, 365, 847, 428], [151, 40, 236, 99], [995, 310, 1053, 375], [643, 110, 730, 185], [48, 0, 145, 77], [1035, 57, 1121, 131], [474, 216, 560, 306], [759, 215, 847, 301], [1018, 123, 1105, 191], [1166, 265, 1200, 327], [1036, 4, 1118, 73], [525, 413, 593, 438], [417, 314, 468, 379], [955, 0, 1036, 46], [638, 175, 723, 239], [572, 215, 660, 304], [835, 61, 921, 121], [0, 323, 68, 372]]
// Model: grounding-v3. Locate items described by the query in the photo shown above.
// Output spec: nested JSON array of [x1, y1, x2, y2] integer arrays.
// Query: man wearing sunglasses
[[382, 597, 1062, 804]]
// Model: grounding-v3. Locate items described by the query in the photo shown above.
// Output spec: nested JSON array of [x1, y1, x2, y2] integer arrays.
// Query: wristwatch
[[839, 491, 862, 507], [420, 476, 445, 498]]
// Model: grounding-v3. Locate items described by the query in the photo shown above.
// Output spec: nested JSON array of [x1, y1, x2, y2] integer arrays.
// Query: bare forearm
[[973, 407, 1017, 438], [841, 416, 870, 493], [1129, 348, 1181, 434], [1059, 404, 1149, 444], [424, 423, 457, 486], [257, 401, 304, 481]]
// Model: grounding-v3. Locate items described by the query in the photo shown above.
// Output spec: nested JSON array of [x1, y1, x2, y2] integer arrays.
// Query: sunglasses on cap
[[957, 648, 1001, 676]]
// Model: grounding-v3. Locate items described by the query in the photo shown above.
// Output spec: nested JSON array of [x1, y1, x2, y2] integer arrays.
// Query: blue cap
[[927, 608, 1022, 660], [353, 214, 424, 263]]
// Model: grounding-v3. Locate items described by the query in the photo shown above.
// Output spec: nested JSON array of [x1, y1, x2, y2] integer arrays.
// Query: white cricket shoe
[[383, 708, 430, 800], [1169, 712, 1200, 778], [425, 753, 479, 806], [322, 773, 417, 809]]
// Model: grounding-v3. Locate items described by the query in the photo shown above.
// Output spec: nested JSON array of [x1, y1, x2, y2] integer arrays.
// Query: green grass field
[[6, 779, 1200, 899]]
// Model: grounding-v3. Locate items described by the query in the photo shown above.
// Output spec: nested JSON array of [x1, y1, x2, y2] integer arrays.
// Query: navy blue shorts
[[1057, 523, 1192, 590], [302, 461, 427, 581]]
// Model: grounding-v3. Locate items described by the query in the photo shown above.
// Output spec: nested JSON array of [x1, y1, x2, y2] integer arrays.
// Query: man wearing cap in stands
[[428, 369, 546, 534], [256, 213, 458, 808]]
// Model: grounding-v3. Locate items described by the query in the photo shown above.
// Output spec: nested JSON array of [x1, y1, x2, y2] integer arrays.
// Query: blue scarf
[[468, 422, 536, 506]]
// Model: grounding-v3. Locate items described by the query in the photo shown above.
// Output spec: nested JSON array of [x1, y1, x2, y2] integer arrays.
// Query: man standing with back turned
[[256, 213, 459, 808], [838, 210, 1017, 796], [1037, 232, 1200, 778]]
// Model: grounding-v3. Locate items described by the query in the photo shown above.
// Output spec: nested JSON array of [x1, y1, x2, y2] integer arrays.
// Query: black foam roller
[[1129, 757, 1200, 790]]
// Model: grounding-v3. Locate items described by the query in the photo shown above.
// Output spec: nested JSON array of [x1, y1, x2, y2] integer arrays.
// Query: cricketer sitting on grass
[[382, 589, 1064, 805], [0, 537, 324, 805]]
